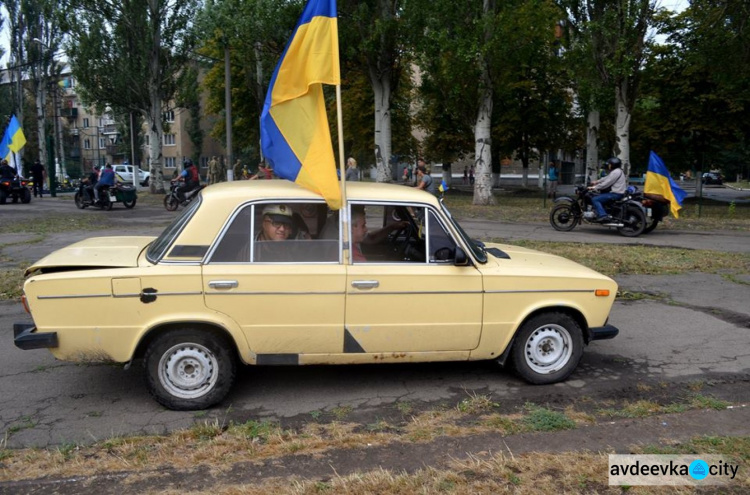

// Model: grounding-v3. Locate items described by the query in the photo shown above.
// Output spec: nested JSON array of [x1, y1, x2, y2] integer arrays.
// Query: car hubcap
[[524, 324, 572, 374], [158, 343, 218, 399]]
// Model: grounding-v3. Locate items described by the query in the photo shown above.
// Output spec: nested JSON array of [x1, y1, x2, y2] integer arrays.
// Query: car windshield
[[439, 200, 487, 263], [146, 198, 202, 263]]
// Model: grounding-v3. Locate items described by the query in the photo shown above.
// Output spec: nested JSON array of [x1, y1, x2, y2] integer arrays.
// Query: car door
[[202, 201, 346, 360], [344, 203, 483, 353]]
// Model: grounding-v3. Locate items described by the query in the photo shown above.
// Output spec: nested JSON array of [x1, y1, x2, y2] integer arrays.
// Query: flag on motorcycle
[[644, 151, 687, 218], [260, 0, 341, 210]]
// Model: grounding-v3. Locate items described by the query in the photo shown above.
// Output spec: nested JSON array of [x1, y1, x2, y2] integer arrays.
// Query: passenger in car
[[256, 204, 294, 241], [351, 207, 409, 262]]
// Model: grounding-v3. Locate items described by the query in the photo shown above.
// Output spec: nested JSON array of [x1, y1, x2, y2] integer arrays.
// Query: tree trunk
[[472, 76, 494, 205], [372, 75, 392, 182], [586, 110, 599, 185], [148, 0, 165, 194], [35, 83, 47, 168], [615, 81, 632, 177]]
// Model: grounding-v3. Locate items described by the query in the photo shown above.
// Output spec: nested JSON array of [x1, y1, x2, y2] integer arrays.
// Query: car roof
[[200, 180, 441, 207]]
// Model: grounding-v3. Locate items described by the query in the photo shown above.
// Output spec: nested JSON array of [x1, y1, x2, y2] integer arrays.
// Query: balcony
[[60, 107, 78, 119], [106, 145, 125, 156]]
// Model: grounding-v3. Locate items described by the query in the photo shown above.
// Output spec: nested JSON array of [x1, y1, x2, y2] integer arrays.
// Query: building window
[[83, 118, 90, 128], [99, 137, 106, 149], [164, 157, 176, 168], [164, 110, 175, 123], [164, 134, 176, 146], [83, 138, 91, 150]]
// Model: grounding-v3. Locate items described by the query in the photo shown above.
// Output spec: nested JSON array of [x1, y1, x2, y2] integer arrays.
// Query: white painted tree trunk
[[148, 0, 166, 194], [615, 82, 632, 177], [35, 83, 47, 169], [472, 81, 494, 205], [586, 110, 599, 185], [372, 75, 392, 182]]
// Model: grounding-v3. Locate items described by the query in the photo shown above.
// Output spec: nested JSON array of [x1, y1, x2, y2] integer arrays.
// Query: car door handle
[[351, 280, 379, 290], [208, 280, 238, 290]]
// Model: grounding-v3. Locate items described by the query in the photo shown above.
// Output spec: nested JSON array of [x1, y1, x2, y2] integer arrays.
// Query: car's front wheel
[[144, 328, 237, 410], [510, 312, 583, 385]]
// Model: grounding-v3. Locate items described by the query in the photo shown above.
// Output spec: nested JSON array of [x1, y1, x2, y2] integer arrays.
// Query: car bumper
[[14, 323, 58, 350], [588, 324, 619, 341]]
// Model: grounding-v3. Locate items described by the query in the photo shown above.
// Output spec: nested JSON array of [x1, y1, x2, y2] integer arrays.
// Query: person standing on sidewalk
[[30, 160, 46, 198], [548, 160, 559, 199], [345, 157, 360, 181]]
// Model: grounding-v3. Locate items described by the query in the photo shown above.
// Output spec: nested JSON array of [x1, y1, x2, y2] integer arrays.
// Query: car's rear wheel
[[510, 312, 583, 384], [144, 328, 237, 410]]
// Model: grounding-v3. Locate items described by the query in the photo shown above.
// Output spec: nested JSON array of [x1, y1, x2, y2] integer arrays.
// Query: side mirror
[[454, 246, 470, 266]]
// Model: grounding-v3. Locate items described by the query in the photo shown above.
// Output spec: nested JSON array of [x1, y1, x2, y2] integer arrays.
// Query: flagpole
[[336, 84, 350, 263]]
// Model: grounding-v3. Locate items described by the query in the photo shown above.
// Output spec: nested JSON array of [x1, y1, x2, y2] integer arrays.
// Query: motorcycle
[[549, 185, 648, 237], [631, 189, 670, 234], [0, 176, 32, 204], [74, 182, 137, 210], [164, 180, 204, 211]]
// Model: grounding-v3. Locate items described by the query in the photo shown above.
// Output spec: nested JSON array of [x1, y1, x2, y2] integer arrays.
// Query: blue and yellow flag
[[7, 115, 26, 154], [0, 130, 11, 163], [260, 0, 341, 209], [438, 179, 449, 193], [645, 151, 687, 218]]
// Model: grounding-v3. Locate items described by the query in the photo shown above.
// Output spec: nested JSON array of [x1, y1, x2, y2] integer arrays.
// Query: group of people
[[81, 163, 116, 203], [0, 159, 47, 198]]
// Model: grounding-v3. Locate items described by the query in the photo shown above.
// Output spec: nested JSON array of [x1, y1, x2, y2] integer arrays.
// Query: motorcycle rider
[[82, 165, 100, 202], [0, 159, 17, 179], [94, 163, 115, 203], [589, 157, 627, 222], [176, 158, 201, 204]]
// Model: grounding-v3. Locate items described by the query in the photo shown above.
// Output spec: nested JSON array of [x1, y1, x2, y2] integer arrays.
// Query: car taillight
[[21, 293, 30, 314]]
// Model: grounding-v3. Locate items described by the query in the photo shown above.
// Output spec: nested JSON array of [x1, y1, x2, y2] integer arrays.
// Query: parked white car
[[113, 164, 150, 186]]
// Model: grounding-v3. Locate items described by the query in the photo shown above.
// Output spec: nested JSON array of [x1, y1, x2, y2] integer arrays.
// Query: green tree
[[66, 0, 199, 193]]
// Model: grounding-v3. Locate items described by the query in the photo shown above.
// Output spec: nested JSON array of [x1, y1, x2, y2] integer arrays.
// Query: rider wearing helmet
[[588, 157, 627, 222], [176, 158, 201, 204]]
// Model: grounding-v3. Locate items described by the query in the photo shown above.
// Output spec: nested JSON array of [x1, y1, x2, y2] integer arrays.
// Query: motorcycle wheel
[[643, 218, 659, 234], [74, 191, 86, 209], [21, 188, 31, 203], [617, 206, 647, 237], [549, 204, 579, 232], [99, 195, 113, 211], [164, 195, 179, 212], [123, 197, 137, 209]]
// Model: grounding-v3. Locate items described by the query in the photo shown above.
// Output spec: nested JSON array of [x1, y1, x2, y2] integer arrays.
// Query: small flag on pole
[[644, 151, 687, 218], [260, 0, 341, 209], [438, 179, 449, 193]]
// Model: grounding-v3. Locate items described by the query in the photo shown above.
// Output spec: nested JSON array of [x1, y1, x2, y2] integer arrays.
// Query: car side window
[[210, 202, 339, 264], [349, 203, 426, 263], [427, 210, 457, 263]]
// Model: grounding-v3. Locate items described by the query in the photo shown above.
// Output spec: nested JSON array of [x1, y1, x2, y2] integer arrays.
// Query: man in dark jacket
[[30, 160, 46, 197]]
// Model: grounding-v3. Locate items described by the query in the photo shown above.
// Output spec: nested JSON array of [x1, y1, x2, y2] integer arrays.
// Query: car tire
[[144, 328, 237, 410], [510, 312, 583, 385], [142, 178, 149, 187]]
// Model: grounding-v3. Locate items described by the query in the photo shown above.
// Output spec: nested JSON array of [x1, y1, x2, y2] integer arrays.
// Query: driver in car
[[351, 207, 409, 262]]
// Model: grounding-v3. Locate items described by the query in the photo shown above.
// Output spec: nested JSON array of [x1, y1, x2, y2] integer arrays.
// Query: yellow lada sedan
[[14, 181, 618, 410]]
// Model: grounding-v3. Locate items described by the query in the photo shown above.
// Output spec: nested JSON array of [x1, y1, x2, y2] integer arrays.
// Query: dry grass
[[444, 190, 750, 231], [497, 240, 750, 278]]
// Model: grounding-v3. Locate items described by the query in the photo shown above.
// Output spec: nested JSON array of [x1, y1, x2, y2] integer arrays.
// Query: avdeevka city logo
[[690, 459, 709, 480]]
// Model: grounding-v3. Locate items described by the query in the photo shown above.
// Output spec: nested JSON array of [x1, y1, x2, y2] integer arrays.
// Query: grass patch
[[521, 404, 577, 432], [0, 214, 110, 235], [443, 190, 750, 231], [0, 264, 28, 300], [496, 240, 750, 277], [598, 394, 731, 419], [456, 392, 498, 415]]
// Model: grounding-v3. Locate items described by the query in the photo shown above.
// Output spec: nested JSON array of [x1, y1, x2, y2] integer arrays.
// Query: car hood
[[479, 242, 616, 288], [26, 236, 155, 276]]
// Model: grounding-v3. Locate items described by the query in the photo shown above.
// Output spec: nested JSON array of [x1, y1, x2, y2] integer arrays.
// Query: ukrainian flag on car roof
[[260, 0, 341, 209], [645, 151, 687, 218]]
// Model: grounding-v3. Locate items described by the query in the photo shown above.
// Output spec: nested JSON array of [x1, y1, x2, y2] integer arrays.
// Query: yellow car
[[14, 181, 618, 410]]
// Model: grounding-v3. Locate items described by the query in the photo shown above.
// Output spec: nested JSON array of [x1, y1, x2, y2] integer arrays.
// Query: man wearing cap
[[256, 204, 295, 242]]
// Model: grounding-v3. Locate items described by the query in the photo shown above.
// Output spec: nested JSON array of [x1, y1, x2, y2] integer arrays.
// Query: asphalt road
[[1, 195, 748, 448]]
